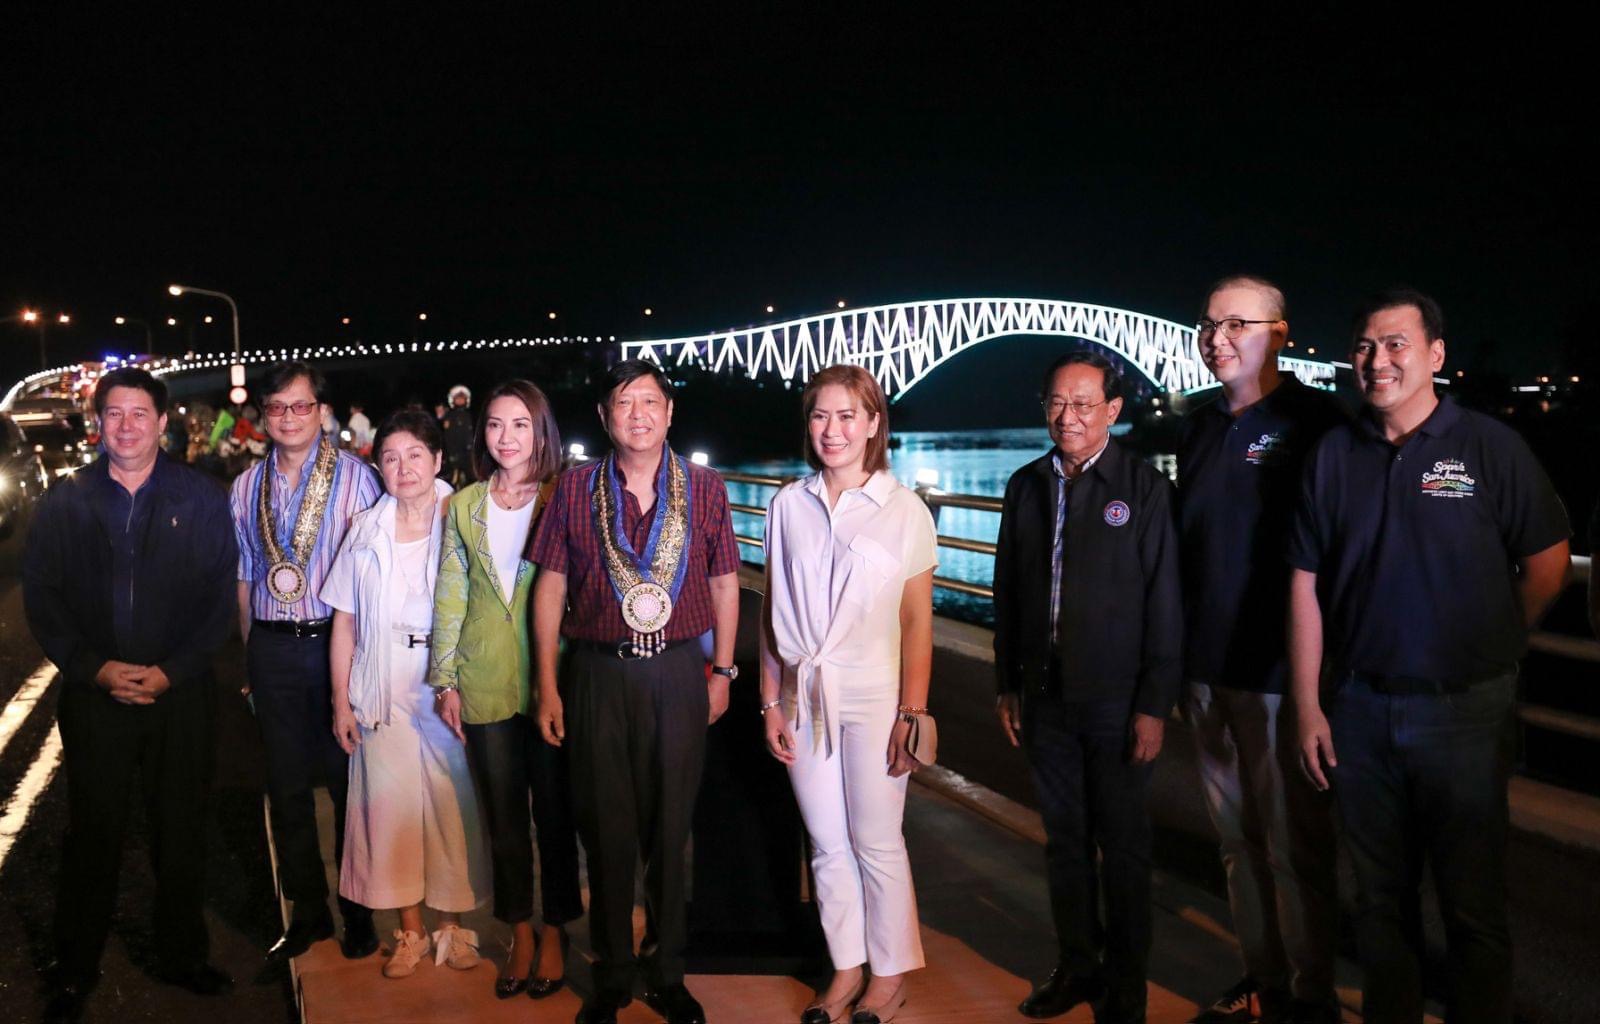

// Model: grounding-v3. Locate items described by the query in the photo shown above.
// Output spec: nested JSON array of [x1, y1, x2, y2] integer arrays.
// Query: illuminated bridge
[[3, 297, 1338, 409]]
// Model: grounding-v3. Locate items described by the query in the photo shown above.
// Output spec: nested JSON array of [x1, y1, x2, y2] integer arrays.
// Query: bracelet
[[758, 698, 782, 714], [897, 704, 928, 715], [433, 685, 459, 700]]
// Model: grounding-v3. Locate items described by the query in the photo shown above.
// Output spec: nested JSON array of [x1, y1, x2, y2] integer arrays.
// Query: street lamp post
[[167, 284, 241, 357], [114, 316, 155, 357], [10, 310, 69, 370]]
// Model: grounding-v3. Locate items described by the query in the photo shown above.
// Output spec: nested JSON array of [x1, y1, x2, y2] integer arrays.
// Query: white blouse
[[486, 495, 536, 603], [764, 470, 938, 754]]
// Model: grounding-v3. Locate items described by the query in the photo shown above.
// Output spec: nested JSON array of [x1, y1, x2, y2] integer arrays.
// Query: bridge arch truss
[[621, 297, 1262, 399]]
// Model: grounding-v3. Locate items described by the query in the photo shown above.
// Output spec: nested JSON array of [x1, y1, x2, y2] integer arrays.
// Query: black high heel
[[494, 937, 532, 999], [527, 927, 570, 999]]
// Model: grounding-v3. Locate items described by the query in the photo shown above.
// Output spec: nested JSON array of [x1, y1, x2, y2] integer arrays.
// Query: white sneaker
[[432, 925, 481, 970], [382, 930, 431, 978]]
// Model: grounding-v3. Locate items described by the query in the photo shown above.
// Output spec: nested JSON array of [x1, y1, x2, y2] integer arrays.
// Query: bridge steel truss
[[621, 297, 1335, 399]]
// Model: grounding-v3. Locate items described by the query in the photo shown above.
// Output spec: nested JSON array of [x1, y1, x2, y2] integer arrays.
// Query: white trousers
[[340, 645, 489, 913], [787, 674, 925, 975]]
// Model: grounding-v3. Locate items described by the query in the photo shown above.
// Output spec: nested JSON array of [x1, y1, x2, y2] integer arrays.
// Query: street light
[[114, 316, 155, 356], [167, 283, 241, 357], [9, 308, 66, 369]]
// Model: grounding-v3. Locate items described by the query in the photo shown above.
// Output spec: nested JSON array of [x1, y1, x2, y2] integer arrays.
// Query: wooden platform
[[288, 778, 1381, 1023], [294, 920, 1209, 1023]]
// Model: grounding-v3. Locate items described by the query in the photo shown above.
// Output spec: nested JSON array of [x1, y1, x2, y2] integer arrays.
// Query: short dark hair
[[472, 379, 564, 485], [1351, 287, 1445, 344], [599, 359, 675, 406], [372, 406, 444, 461], [1041, 349, 1124, 402], [261, 361, 327, 403], [801, 365, 891, 474], [1206, 274, 1288, 320], [94, 367, 167, 416]]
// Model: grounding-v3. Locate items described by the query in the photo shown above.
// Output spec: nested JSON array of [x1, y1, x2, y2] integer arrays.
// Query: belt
[[1342, 668, 1505, 696], [567, 636, 699, 661], [394, 631, 431, 649], [253, 617, 333, 638]]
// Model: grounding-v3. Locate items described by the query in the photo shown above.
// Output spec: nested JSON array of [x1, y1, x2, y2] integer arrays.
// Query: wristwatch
[[710, 664, 739, 681]]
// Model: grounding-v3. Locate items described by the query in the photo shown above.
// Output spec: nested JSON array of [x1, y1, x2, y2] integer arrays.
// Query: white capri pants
[[787, 675, 925, 975], [339, 645, 488, 913]]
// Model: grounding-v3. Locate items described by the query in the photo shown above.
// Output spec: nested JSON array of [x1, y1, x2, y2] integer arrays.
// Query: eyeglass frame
[[1041, 397, 1111, 419], [261, 400, 319, 418], [1195, 317, 1284, 340]]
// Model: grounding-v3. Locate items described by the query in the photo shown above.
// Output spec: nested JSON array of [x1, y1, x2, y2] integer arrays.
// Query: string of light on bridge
[[143, 334, 619, 379]]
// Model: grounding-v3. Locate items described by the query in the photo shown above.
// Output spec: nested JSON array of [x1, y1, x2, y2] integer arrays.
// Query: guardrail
[[724, 470, 1600, 749]]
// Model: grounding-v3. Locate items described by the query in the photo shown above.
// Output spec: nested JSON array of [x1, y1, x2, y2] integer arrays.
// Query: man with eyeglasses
[[1289, 289, 1570, 1022], [994, 350, 1181, 1023], [1178, 277, 1345, 1024], [229, 361, 383, 965]]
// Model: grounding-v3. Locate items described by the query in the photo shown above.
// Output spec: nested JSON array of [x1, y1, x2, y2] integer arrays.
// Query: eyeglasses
[[262, 400, 318, 418], [1042, 398, 1108, 418], [1196, 317, 1282, 340]]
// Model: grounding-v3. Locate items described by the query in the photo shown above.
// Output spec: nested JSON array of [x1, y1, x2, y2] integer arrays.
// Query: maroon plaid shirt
[[527, 452, 740, 643]]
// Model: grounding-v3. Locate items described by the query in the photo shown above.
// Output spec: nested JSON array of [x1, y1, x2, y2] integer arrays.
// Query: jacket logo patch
[[1421, 458, 1476, 498], [1245, 431, 1289, 466], [1103, 500, 1131, 526]]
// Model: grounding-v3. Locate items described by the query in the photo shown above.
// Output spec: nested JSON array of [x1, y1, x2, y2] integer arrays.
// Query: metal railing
[[724, 471, 1600, 748], [725, 470, 1001, 599]]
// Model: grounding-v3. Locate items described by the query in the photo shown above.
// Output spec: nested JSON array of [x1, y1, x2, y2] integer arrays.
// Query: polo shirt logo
[[1245, 431, 1289, 466], [1420, 458, 1477, 498], [1103, 500, 1131, 526]]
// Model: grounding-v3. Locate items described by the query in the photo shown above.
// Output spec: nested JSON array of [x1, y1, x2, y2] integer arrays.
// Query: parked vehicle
[[0, 411, 50, 538]]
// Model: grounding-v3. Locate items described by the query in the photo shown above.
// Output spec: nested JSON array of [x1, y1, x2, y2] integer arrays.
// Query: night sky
[[4, 7, 1591, 414]]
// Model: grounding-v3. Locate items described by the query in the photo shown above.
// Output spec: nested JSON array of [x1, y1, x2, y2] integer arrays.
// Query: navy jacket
[[993, 440, 1182, 719], [23, 453, 237, 694]]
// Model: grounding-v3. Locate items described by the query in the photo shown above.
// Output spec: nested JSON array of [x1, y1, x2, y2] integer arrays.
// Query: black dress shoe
[[265, 915, 335, 962], [41, 972, 96, 1024], [643, 981, 707, 1024], [495, 973, 531, 999], [528, 928, 571, 999], [153, 963, 235, 996], [340, 912, 379, 959], [579, 989, 633, 1024], [1018, 967, 1104, 1019]]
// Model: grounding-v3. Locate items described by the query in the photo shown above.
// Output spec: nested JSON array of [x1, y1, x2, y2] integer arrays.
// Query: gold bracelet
[[897, 704, 928, 715]]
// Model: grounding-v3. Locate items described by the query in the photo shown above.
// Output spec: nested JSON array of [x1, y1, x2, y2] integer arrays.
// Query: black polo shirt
[[993, 439, 1182, 718], [1287, 397, 1569, 683], [1178, 378, 1347, 692]]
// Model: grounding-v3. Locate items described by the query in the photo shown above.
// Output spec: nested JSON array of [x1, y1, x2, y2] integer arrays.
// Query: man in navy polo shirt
[[1288, 288, 1570, 1023], [1178, 276, 1345, 1024]]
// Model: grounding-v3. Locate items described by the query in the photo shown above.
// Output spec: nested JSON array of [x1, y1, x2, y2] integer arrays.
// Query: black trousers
[[54, 676, 215, 981], [1327, 674, 1517, 1024], [463, 712, 584, 926], [1022, 692, 1153, 1018], [566, 642, 708, 994], [246, 628, 368, 925]]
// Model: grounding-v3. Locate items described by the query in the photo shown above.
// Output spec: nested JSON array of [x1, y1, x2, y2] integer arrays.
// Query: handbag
[[903, 712, 938, 767]]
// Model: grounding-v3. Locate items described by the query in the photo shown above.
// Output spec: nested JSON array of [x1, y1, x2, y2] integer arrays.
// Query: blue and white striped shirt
[[1048, 439, 1108, 644], [230, 432, 382, 622]]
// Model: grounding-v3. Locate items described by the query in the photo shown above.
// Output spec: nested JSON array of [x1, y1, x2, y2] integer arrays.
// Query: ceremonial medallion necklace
[[257, 434, 339, 604], [591, 450, 692, 656]]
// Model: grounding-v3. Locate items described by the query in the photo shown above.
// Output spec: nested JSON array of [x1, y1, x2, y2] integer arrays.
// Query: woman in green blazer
[[429, 379, 581, 999]]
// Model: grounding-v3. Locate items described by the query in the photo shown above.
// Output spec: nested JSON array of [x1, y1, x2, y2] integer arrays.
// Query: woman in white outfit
[[760, 364, 938, 1024], [323, 408, 489, 978]]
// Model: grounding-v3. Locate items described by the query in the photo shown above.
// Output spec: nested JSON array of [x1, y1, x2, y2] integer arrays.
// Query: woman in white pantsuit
[[323, 409, 489, 979], [760, 364, 938, 1024]]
